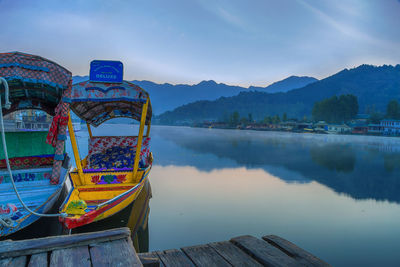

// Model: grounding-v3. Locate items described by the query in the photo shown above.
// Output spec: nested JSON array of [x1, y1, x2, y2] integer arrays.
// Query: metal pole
[[68, 111, 85, 185], [133, 99, 148, 180], [87, 123, 93, 138]]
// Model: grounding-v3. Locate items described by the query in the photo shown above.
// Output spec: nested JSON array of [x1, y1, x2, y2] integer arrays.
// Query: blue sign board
[[89, 60, 123, 83]]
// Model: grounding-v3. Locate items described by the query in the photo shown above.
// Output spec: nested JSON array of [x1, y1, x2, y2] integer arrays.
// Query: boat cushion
[[0, 154, 54, 169], [88, 146, 148, 169], [87, 136, 150, 169]]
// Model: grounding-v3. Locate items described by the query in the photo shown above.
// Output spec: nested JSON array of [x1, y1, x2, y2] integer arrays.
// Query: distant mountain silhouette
[[132, 80, 244, 114], [249, 76, 317, 93], [133, 76, 316, 114], [158, 64, 400, 123], [72, 76, 317, 115]]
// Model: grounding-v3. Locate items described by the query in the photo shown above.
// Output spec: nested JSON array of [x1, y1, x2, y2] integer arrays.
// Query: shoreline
[[189, 124, 398, 138]]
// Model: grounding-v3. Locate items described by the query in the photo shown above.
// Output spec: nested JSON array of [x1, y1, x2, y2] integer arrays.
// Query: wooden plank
[[156, 249, 194, 267], [138, 256, 160, 267], [181, 244, 231, 267], [139, 252, 163, 267], [230, 235, 298, 267], [28, 252, 48, 267], [0, 227, 131, 259], [0, 256, 27, 267], [0, 258, 11, 267], [89, 238, 142, 267], [209, 241, 263, 267], [262, 235, 331, 267], [50, 246, 91, 267]]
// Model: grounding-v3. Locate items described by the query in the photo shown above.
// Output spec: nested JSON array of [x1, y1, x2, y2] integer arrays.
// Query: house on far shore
[[314, 121, 328, 133], [368, 124, 383, 135], [280, 121, 296, 131], [381, 119, 400, 135], [327, 124, 351, 134], [351, 123, 369, 134]]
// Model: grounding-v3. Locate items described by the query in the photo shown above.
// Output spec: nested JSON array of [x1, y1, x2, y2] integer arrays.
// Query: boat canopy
[[70, 80, 152, 127], [0, 52, 71, 116]]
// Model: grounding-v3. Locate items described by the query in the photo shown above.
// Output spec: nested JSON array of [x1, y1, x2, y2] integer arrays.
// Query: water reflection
[[149, 164, 400, 267], [144, 126, 400, 266], [310, 144, 356, 173], [151, 126, 400, 203]]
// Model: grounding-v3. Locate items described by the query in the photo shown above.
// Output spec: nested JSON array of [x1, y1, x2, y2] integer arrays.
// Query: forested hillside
[[157, 64, 400, 124]]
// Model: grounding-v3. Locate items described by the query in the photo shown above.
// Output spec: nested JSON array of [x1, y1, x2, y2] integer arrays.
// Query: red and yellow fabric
[[48, 80, 72, 184], [0, 155, 54, 169]]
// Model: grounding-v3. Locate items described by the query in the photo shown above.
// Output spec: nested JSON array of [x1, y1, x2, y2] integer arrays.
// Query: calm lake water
[[72, 125, 400, 266]]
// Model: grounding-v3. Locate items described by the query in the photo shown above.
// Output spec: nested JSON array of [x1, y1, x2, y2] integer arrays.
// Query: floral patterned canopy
[[70, 80, 152, 127], [0, 52, 71, 116]]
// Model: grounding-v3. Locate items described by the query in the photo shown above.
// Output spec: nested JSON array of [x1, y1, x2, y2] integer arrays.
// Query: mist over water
[[69, 125, 400, 267]]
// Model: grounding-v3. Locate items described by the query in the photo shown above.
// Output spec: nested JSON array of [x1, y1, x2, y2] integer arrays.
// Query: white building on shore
[[380, 119, 400, 135]]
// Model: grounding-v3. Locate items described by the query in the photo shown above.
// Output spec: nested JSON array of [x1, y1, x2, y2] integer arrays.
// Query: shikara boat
[[59, 60, 153, 229], [0, 52, 72, 236]]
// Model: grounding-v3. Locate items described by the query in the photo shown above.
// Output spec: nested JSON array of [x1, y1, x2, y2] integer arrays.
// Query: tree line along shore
[[193, 94, 400, 136]]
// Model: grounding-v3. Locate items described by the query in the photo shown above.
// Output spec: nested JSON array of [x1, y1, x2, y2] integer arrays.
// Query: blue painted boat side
[[0, 167, 68, 236]]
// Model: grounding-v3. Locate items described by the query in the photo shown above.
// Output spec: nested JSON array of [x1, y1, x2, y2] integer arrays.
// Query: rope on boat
[[0, 78, 67, 226]]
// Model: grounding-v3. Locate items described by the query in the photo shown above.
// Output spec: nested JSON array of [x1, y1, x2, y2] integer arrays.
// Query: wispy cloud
[[296, 0, 363, 38], [215, 7, 246, 30], [296, 0, 398, 51], [195, 0, 248, 31]]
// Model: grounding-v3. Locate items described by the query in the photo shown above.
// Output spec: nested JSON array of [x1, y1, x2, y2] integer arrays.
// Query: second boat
[[59, 60, 153, 229]]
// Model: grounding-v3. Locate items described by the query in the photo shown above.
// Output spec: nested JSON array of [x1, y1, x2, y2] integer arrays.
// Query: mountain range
[[157, 64, 400, 124], [72, 75, 317, 115], [248, 76, 317, 93]]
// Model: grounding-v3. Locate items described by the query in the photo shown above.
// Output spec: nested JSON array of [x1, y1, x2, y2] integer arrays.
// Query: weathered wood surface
[[138, 255, 160, 267], [27, 253, 47, 267], [137, 234, 329, 267], [139, 252, 163, 267], [263, 235, 331, 267], [181, 244, 231, 267], [89, 238, 142, 267], [231, 235, 298, 267], [209, 241, 262, 267], [50, 246, 91, 267], [0, 228, 329, 267], [0, 256, 27, 267], [157, 249, 195, 267], [0, 227, 131, 259]]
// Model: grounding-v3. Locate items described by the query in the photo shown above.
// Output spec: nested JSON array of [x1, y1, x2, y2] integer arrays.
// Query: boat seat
[[88, 146, 138, 169], [87, 136, 150, 169]]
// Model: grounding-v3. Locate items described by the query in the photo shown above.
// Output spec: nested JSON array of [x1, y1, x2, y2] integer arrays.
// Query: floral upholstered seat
[[87, 136, 150, 170]]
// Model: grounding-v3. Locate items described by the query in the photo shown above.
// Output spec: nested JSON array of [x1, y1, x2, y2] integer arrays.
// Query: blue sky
[[1, 0, 400, 86]]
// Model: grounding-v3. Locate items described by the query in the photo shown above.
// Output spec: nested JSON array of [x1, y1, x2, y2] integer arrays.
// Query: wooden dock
[[139, 234, 330, 267], [0, 228, 142, 267], [0, 227, 330, 266]]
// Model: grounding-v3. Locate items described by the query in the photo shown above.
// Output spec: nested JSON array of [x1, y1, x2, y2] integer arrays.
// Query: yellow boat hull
[[60, 166, 151, 229]]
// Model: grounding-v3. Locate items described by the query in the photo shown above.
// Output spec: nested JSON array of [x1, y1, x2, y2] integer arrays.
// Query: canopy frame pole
[[68, 111, 85, 185], [87, 123, 93, 138], [133, 99, 148, 180], [146, 120, 151, 137]]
